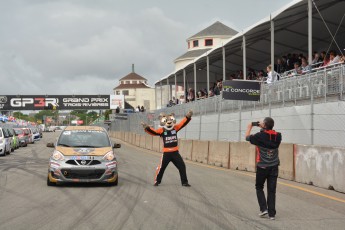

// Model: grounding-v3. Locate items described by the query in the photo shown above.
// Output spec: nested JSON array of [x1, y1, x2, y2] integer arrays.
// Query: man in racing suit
[[141, 110, 192, 187], [245, 117, 282, 220]]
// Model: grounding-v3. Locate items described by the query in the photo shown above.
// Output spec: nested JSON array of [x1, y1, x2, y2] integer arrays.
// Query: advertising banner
[[222, 80, 261, 101], [110, 95, 124, 109], [0, 95, 112, 110]]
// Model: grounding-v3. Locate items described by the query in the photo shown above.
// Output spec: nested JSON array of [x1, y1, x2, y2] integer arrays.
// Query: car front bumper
[[48, 156, 118, 184]]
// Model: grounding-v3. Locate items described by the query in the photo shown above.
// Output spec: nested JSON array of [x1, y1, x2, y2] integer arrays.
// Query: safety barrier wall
[[295, 144, 345, 193], [111, 131, 345, 192]]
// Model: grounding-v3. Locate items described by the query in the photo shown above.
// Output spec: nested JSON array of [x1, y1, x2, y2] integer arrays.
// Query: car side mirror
[[113, 143, 121, 148], [46, 143, 55, 148]]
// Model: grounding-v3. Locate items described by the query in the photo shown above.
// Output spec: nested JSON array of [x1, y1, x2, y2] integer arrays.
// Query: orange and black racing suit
[[144, 116, 191, 184]]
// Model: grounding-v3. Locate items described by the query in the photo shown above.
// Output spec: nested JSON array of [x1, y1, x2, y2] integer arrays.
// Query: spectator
[[329, 50, 340, 65], [289, 62, 301, 77], [266, 65, 278, 84], [135, 106, 140, 113], [312, 52, 322, 66], [300, 57, 311, 74], [140, 106, 145, 112], [275, 58, 285, 74], [321, 53, 330, 67], [187, 88, 195, 102]]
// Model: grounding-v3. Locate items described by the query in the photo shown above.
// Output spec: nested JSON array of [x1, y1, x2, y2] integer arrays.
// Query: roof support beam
[[243, 35, 247, 80], [207, 55, 210, 94], [222, 46, 226, 81], [308, 0, 313, 64], [194, 63, 197, 100], [271, 15, 275, 70], [183, 69, 186, 102]]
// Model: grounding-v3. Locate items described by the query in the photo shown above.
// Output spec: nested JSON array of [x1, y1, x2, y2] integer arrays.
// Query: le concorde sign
[[0, 95, 118, 110], [222, 80, 261, 101]]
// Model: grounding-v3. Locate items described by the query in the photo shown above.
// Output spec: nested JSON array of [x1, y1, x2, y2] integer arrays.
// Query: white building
[[174, 21, 238, 71], [113, 65, 156, 111]]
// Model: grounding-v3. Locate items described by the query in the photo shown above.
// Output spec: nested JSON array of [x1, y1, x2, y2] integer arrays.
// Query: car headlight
[[103, 151, 115, 161], [51, 150, 65, 161]]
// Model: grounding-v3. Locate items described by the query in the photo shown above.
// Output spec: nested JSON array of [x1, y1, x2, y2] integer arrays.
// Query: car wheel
[[11, 148, 14, 152], [47, 176, 56, 186]]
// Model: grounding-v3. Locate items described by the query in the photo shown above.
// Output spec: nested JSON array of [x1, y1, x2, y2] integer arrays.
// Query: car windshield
[[14, 129, 22, 135], [57, 130, 110, 148]]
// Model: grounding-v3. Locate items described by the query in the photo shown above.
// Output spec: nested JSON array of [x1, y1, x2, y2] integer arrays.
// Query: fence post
[[238, 101, 242, 141], [310, 77, 314, 145]]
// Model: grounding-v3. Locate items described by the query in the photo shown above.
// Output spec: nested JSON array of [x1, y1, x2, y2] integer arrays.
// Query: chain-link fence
[[111, 65, 345, 147]]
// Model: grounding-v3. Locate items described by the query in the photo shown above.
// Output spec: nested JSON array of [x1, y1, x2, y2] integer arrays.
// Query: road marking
[[117, 139, 345, 204]]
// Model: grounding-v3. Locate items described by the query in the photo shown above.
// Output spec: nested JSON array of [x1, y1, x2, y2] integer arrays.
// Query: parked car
[[14, 128, 29, 147], [8, 128, 19, 150], [0, 127, 11, 156], [3, 128, 14, 152], [23, 128, 34, 144], [46, 126, 121, 186], [31, 128, 40, 141]]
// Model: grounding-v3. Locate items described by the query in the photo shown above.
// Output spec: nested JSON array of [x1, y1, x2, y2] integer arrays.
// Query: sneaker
[[269, 216, 275, 220], [182, 183, 191, 187], [154, 182, 160, 186], [258, 210, 268, 217]]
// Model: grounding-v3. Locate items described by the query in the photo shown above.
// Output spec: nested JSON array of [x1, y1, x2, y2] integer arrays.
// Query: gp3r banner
[[0, 95, 112, 110], [222, 80, 261, 101]]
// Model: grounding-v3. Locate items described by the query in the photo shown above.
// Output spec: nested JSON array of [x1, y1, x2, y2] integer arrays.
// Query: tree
[[104, 109, 112, 120]]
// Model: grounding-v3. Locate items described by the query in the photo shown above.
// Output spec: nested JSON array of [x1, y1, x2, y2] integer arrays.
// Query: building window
[[193, 40, 199, 47], [125, 81, 130, 84], [188, 41, 190, 49], [116, 91, 120, 95], [133, 81, 137, 84], [121, 81, 124, 84], [122, 90, 129, 96], [205, 39, 213, 46]]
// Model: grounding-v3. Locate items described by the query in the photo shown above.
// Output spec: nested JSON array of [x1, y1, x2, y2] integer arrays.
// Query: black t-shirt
[[246, 129, 282, 167]]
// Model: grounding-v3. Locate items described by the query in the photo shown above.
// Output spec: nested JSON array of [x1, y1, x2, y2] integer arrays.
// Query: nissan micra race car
[[46, 126, 120, 186]]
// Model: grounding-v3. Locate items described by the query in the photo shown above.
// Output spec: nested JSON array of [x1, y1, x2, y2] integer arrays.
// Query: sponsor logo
[[73, 148, 94, 154], [10, 97, 59, 108], [0, 96, 7, 103], [80, 160, 87, 165]]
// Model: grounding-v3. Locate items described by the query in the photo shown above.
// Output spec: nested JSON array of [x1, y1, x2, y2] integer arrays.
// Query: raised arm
[[174, 110, 193, 132], [141, 122, 164, 136]]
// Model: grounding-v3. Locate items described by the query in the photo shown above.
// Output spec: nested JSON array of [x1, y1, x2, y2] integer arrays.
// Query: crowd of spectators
[[166, 50, 344, 107]]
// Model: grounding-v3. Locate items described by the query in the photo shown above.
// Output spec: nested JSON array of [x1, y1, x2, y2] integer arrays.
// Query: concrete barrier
[[230, 142, 256, 172], [135, 134, 140, 147], [125, 132, 129, 142], [152, 136, 161, 152], [295, 144, 345, 193], [179, 139, 193, 160], [145, 135, 153, 150], [278, 143, 294, 180], [140, 135, 146, 148], [208, 141, 230, 168], [130, 133, 135, 145], [191, 140, 209, 164]]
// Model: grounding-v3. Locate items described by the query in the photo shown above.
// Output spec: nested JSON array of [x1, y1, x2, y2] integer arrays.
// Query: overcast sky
[[0, 0, 291, 95]]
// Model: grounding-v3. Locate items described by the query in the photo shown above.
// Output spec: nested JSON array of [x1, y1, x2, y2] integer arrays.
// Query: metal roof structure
[[155, 0, 345, 91]]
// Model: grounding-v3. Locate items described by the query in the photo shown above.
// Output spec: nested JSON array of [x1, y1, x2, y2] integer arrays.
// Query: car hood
[[56, 146, 112, 156]]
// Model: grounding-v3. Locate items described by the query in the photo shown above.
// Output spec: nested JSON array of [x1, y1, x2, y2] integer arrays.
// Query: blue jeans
[[255, 165, 279, 217]]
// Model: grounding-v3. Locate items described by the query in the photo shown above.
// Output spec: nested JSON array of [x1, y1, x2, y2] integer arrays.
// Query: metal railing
[[111, 64, 345, 147]]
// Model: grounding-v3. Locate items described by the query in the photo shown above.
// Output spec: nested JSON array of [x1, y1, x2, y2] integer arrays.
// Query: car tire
[[47, 176, 56, 186]]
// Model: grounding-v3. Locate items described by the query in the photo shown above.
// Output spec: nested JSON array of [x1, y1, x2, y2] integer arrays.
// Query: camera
[[0, 96, 7, 103], [252, 121, 260, 126]]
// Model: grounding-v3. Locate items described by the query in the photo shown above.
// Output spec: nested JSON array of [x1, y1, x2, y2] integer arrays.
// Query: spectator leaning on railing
[[266, 65, 279, 84]]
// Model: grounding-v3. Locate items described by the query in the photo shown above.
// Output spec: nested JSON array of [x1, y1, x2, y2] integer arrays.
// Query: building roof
[[113, 83, 151, 90], [188, 21, 238, 40], [175, 49, 212, 61], [119, 72, 147, 81]]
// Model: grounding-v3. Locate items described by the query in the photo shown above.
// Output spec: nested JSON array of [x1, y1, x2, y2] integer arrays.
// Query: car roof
[[64, 126, 105, 131]]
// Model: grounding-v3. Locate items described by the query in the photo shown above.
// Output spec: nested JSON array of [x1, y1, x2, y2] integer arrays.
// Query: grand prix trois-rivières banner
[[0, 95, 123, 110]]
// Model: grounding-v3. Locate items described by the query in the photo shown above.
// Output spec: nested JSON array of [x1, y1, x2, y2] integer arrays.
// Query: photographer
[[245, 117, 282, 220]]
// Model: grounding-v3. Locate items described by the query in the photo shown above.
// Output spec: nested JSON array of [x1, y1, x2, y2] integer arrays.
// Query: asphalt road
[[0, 132, 345, 230]]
